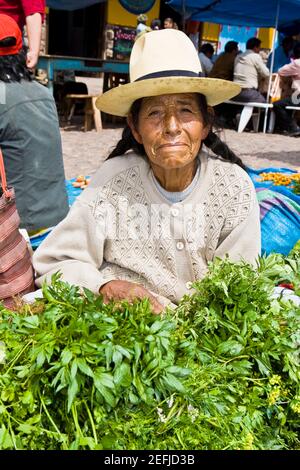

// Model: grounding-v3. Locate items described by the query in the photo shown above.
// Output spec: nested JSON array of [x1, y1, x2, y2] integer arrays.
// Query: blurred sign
[[118, 0, 155, 14], [105, 25, 136, 60]]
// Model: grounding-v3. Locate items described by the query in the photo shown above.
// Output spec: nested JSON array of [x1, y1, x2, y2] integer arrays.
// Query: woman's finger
[[148, 295, 164, 314]]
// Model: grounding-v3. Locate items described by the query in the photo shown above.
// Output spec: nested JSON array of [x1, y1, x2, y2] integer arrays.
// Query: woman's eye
[[181, 107, 193, 113], [148, 109, 161, 117]]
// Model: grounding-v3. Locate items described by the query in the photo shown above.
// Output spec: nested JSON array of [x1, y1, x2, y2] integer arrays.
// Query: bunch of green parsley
[[0, 252, 299, 450]]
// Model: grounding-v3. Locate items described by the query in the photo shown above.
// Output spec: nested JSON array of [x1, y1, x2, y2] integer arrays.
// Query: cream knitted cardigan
[[33, 152, 261, 306]]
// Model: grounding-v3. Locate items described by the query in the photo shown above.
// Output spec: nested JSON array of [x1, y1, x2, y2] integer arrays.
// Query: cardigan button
[[176, 241, 184, 251]]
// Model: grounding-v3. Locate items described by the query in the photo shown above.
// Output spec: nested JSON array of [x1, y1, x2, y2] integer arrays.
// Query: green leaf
[[112, 350, 122, 366], [101, 376, 115, 390], [83, 287, 96, 303], [255, 357, 271, 376], [216, 340, 244, 357], [132, 375, 147, 401], [161, 373, 186, 393], [134, 342, 142, 364], [93, 382, 115, 407], [21, 391, 34, 406], [149, 320, 164, 334], [165, 366, 191, 378], [77, 358, 94, 378], [70, 360, 78, 380], [115, 345, 132, 360], [94, 369, 115, 406], [61, 349, 73, 366], [114, 363, 131, 387], [67, 377, 79, 411], [36, 351, 46, 367], [0, 425, 13, 449], [145, 335, 155, 342], [227, 359, 252, 375], [23, 315, 39, 329], [128, 391, 139, 405], [17, 423, 33, 434], [252, 324, 263, 335]]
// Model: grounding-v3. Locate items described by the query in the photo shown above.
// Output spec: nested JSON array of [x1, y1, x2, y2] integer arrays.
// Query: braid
[[203, 131, 247, 171], [107, 125, 145, 159]]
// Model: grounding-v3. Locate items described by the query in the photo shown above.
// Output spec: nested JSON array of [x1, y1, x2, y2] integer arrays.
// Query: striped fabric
[[0, 161, 34, 309]]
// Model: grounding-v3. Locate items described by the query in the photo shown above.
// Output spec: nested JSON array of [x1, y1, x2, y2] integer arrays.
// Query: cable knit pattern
[[33, 152, 261, 305], [188, 160, 255, 279], [90, 165, 179, 302]]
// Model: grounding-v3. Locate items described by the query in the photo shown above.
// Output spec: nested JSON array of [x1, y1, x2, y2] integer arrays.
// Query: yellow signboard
[[258, 28, 275, 49], [202, 23, 220, 42], [107, 0, 160, 28]]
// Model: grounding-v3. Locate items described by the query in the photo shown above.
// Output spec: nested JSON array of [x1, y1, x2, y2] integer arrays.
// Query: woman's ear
[[127, 114, 143, 144]]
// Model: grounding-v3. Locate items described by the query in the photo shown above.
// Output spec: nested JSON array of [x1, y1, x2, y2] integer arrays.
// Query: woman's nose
[[163, 111, 181, 136]]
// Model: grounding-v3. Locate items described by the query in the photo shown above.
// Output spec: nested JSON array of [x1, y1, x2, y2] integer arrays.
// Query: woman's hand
[[99, 280, 164, 314]]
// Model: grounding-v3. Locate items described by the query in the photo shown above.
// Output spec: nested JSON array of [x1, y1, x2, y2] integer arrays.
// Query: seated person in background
[[150, 18, 161, 30], [163, 17, 175, 29], [273, 42, 300, 136], [136, 14, 150, 35], [33, 29, 260, 312], [233, 37, 269, 103], [210, 42, 240, 128], [209, 41, 239, 81], [199, 43, 214, 76], [136, 14, 151, 41], [0, 14, 69, 233], [267, 36, 294, 72]]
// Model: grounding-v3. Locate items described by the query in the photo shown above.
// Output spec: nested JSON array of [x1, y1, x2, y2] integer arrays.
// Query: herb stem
[[219, 355, 250, 365], [71, 403, 83, 437], [39, 391, 62, 436], [83, 399, 98, 444], [5, 340, 33, 374], [7, 415, 17, 450]]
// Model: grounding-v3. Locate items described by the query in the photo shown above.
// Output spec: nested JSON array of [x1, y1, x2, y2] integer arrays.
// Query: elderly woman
[[33, 29, 261, 313]]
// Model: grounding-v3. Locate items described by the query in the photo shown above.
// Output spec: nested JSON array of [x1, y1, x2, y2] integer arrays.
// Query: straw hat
[[96, 29, 240, 117]]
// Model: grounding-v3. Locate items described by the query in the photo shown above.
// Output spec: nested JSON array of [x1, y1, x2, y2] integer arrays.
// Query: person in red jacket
[[0, 0, 45, 68]]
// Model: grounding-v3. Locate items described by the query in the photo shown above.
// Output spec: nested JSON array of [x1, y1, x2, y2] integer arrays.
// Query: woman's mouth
[[157, 143, 188, 150]]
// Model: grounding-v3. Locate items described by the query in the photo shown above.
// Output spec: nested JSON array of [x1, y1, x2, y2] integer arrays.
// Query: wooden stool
[[64, 94, 102, 132]]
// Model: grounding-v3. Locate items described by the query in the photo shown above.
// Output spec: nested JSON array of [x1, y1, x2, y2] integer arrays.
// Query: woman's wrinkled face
[[128, 93, 209, 170]]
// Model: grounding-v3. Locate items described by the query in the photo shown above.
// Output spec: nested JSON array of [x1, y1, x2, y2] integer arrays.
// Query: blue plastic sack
[[30, 179, 82, 250], [249, 167, 300, 255]]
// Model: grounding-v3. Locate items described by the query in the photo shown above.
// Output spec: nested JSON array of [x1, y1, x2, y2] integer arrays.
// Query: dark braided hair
[[203, 130, 247, 170], [0, 44, 33, 82], [108, 94, 247, 171]]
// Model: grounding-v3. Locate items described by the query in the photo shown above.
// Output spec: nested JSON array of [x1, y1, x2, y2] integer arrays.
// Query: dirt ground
[[61, 123, 300, 179]]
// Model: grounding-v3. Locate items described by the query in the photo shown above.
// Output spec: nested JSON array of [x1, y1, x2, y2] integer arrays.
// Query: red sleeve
[[21, 0, 45, 22]]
